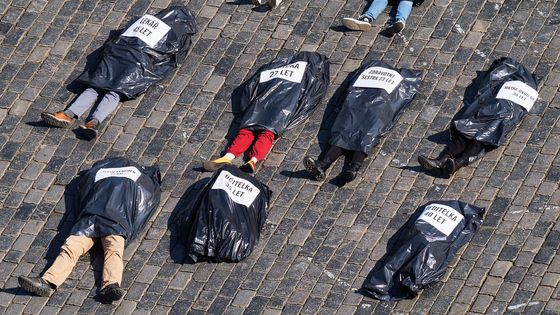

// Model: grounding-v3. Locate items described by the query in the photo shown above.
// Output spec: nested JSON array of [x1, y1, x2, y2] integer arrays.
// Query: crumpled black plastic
[[182, 165, 272, 263], [361, 200, 485, 301], [453, 58, 539, 147], [71, 157, 162, 244], [76, 6, 197, 99], [233, 51, 330, 136], [329, 60, 421, 155]]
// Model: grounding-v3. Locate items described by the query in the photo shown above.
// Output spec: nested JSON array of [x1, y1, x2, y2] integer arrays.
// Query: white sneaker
[[342, 16, 373, 31], [252, 0, 266, 5], [268, 0, 282, 9]]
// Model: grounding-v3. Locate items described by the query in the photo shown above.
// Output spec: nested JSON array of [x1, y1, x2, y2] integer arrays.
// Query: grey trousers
[[66, 88, 120, 123]]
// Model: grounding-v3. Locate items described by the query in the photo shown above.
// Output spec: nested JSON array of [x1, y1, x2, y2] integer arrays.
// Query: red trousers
[[227, 128, 275, 161]]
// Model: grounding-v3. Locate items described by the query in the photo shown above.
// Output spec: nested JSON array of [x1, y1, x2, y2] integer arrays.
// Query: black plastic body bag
[[182, 165, 272, 262], [453, 58, 539, 147], [76, 6, 197, 99], [71, 157, 162, 244], [233, 51, 330, 136], [361, 200, 485, 301], [329, 60, 421, 155]]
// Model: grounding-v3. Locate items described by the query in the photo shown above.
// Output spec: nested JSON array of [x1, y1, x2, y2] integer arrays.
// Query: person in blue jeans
[[343, 0, 425, 35]]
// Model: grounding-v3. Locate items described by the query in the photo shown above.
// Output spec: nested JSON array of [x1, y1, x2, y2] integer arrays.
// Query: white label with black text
[[211, 171, 260, 207], [417, 204, 464, 236], [121, 14, 171, 48], [95, 167, 142, 183], [353, 66, 404, 93], [496, 80, 538, 112], [259, 61, 308, 84]]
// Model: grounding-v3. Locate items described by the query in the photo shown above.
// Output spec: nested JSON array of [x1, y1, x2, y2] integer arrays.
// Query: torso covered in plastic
[[76, 6, 197, 99], [361, 200, 484, 301], [329, 60, 421, 155], [182, 165, 271, 263], [235, 52, 330, 136], [71, 157, 162, 244], [452, 58, 539, 146]]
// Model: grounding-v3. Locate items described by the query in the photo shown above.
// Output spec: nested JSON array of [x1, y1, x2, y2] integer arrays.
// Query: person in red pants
[[204, 128, 275, 174]]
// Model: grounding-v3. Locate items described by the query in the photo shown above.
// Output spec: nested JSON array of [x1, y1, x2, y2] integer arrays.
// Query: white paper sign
[[95, 167, 142, 183], [417, 203, 464, 236], [353, 66, 404, 93], [211, 170, 260, 207], [496, 80, 538, 112], [259, 61, 308, 84], [121, 14, 171, 48]]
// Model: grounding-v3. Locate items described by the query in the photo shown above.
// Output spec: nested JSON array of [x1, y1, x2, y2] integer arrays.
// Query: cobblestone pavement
[[1, 0, 560, 314]]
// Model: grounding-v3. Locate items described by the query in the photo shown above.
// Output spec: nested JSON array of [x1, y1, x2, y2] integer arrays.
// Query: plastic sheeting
[[453, 58, 539, 147], [182, 165, 272, 262], [361, 200, 485, 301], [71, 157, 162, 243], [233, 51, 330, 136], [76, 6, 197, 99], [329, 60, 421, 155]]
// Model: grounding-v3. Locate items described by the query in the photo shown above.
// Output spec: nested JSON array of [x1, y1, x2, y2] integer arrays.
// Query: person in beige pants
[[19, 235, 126, 303]]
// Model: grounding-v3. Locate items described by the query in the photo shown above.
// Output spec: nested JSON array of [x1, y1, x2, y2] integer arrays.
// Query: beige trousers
[[42, 235, 125, 289]]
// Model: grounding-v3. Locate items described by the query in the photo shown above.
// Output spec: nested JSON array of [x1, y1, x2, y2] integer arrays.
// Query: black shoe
[[18, 276, 55, 297], [239, 160, 257, 174], [339, 162, 361, 183], [441, 158, 456, 178], [303, 156, 327, 181], [98, 283, 125, 304], [383, 20, 405, 37], [418, 155, 448, 171], [77, 119, 99, 140]]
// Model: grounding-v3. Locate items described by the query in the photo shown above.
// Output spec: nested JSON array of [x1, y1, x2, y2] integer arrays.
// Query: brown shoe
[[41, 111, 75, 128], [239, 160, 257, 174], [77, 119, 99, 140]]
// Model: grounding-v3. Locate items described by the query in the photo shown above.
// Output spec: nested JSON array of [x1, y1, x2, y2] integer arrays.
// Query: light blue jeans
[[363, 0, 413, 23]]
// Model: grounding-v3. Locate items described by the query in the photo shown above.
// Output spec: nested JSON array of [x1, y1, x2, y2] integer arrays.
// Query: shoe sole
[[342, 18, 371, 31], [303, 157, 325, 181], [78, 127, 98, 140], [41, 113, 73, 128], [417, 156, 437, 171], [18, 277, 53, 297], [203, 161, 230, 172]]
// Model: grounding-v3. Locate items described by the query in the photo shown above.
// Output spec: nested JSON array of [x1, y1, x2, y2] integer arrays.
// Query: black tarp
[[71, 157, 162, 243], [182, 165, 272, 262], [361, 200, 485, 301], [233, 51, 330, 136], [329, 60, 421, 155], [453, 58, 539, 147], [76, 6, 197, 99]]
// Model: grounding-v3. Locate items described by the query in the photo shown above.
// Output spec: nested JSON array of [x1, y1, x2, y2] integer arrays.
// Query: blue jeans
[[363, 0, 413, 23]]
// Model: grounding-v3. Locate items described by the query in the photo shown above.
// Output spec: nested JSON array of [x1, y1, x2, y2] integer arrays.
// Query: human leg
[[97, 235, 125, 304], [363, 0, 389, 20], [303, 146, 345, 181], [383, 0, 413, 36], [339, 151, 367, 183], [41, 88, 99, 128], [204, 129, 256, 171], [77, 91, 121, 140], [19, 235, 95, 297], [342, 0, 388, 31], [241, 130, 275, 173]]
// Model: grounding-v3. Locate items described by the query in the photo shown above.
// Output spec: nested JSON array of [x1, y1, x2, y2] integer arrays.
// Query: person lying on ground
[[18, 158, 161, 304], [418, 58, 540, 178], [304, 60, 421, 184], [204, 52, 330, 174], [41, 6, 197, 140], [343, 0, 425, 36]]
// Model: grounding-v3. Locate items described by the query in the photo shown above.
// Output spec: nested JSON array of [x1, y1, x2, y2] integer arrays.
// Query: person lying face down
[[18, 158, 161, 304], [418, 58, 540, 178], [40, 6, 197, 140], [204, 52, 330, 174], [304, 60, 421, 184]]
